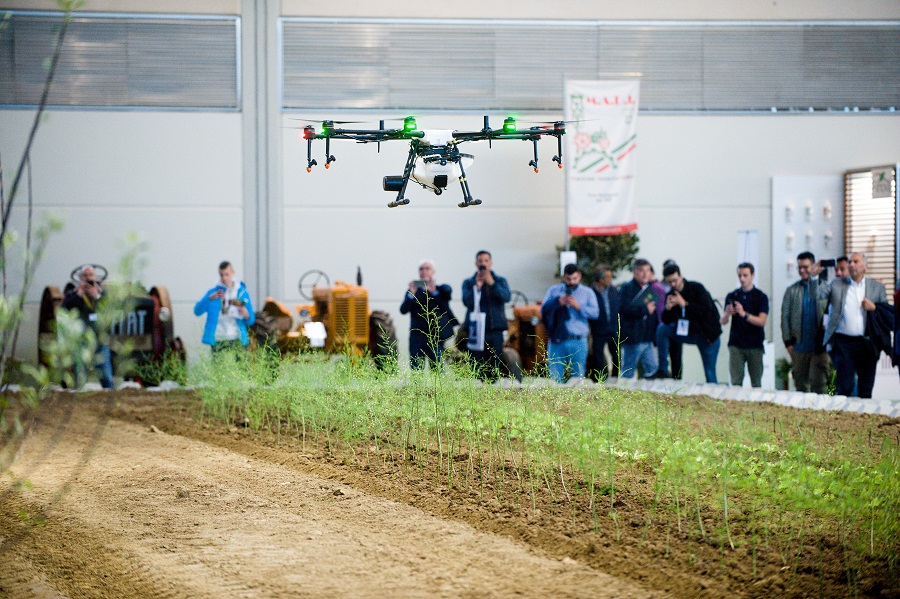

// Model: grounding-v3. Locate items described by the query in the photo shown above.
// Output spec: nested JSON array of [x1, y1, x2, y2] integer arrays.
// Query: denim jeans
[[74, 343, 114, 389], [620, 342, 658, 379], [548, 338, 588, 383], [657, 323, 720, 383]]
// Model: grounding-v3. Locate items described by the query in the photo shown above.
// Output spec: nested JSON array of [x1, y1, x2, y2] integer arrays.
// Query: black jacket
[[865, 301, 894, 358], [661, 280, 722, 342], [540, 298, 570, 344], [589, 285, 621, 343], [618, 279, 657, 344], [400, 284, 458, 341], [461, 272, 511, 333]]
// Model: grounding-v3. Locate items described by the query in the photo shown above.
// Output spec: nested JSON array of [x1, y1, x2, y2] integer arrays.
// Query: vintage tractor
[[38, 265, 186, 385], [251, 269, 397, 368], [451, 291, 548, 382], [504, 291, 549, 376]]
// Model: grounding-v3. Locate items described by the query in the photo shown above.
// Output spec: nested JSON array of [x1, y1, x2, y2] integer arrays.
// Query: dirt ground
[[1, 390, 898, 598]]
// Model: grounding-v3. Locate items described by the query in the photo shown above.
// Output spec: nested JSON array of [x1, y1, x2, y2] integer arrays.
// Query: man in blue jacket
[[541, 263, 599, 383], [194, 261, 255, 353], [462, 250, 511, 381]]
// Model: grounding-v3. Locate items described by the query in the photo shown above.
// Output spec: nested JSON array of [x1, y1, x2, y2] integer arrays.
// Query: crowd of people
[[393, 250, 896, 398], [63, 250, 897, 398]]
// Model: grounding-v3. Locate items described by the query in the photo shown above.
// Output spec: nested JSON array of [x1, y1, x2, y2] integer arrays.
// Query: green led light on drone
[[404, 116, 417, 132], [503, 117, 516, 133]]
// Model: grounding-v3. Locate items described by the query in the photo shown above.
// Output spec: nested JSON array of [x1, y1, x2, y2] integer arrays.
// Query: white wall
[[0, 110, 244, 362]]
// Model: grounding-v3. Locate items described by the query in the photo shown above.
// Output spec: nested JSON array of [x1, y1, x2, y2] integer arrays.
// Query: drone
[[300, 116, 566, 208]]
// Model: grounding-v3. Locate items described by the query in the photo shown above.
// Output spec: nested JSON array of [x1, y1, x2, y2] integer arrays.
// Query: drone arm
[[456, 153, 481, 208], [305, 135, 318, 172], [387, 140, 419, 208], [553, 134, 563, 168], [324, 137, 336, 169]]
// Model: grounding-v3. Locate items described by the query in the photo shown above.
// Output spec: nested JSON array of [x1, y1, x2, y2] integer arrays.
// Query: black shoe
[[647, 370, 671, 380]]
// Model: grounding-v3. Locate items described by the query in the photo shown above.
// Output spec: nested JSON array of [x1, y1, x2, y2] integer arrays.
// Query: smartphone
[[819, 259, 836, 268], [414, 279, 427, 290]]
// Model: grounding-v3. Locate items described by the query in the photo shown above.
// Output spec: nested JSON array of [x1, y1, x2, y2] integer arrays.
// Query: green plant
[[775, 357, 791, 390], [556, 233, 639, 285]]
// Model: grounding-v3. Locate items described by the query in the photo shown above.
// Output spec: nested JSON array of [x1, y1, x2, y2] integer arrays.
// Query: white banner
[[564, 80, 640, 235]]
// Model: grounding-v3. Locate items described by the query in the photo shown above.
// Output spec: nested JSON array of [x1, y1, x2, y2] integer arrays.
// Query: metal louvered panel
[[702, 28, 803, 110], [280, 19, 900, 112], [494, 25, 598, 110], [598, 27, 703, 111], [386, 25, 495, 110], [844, 166, 898, 298], [0, 12, 239, 109], [281, 24, 391, 109]]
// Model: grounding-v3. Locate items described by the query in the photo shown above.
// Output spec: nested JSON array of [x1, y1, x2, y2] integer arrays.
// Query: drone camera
[[433, 175, 448, 189], [383, 176, 405, 192]]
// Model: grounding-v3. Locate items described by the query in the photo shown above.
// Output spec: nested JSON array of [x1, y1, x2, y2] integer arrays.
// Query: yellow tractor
[[252, 269, 397, 368]]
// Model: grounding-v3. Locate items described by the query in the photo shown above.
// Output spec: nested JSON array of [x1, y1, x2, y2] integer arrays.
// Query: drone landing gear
[[387, 140, 419, 208], [456, 156, 481, 208]]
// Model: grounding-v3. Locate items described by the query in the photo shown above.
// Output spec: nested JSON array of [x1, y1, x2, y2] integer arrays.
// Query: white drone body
[[411, 130, 474, 193]]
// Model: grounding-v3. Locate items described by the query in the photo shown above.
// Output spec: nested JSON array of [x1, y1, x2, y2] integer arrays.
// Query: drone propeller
[[287, 117, 371, 125]]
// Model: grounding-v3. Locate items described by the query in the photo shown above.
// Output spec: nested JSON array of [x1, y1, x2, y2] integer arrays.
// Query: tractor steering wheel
[[69, 264, 108, 284], [298, 269, 331, 301]]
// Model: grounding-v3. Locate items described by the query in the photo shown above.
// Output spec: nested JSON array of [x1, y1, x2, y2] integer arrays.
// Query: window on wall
[[844, 166, 898, 298], [280, 18, 900, 112], [0, 12, 240, 110]]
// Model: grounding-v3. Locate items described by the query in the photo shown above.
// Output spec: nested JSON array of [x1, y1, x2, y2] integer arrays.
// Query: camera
[[478, 264, 487, 271]]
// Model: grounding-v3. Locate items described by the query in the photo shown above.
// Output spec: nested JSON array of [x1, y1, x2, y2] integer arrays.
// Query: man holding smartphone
[[657, 263, 722, 383], [461, 250, 511, 381], [400, 259, 457, 369], [194, 261, 255, 354], [62, 264, 114, 389], [541, 263, 599, 383], [720, 262, 769, 387]]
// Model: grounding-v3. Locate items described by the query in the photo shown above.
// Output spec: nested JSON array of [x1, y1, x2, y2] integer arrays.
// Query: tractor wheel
[[150, 285, 175, 344], [502, 347, 523, 383], [369, 310, 398, 371], [38, 286, 64, 370]]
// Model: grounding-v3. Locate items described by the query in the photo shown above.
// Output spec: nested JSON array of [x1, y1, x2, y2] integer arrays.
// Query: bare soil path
[[0, 392, 661, 598]]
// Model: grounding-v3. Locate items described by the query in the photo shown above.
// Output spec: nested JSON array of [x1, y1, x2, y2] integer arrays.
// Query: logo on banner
[[569, 95, 637, 174]]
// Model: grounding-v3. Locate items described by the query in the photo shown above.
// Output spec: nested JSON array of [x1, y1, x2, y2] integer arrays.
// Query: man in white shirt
[[822, 252, 888, 398]]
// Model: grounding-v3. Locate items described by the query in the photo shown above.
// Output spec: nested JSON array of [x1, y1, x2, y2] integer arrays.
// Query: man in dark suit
[[462, 250, 511, 381], [823, 252, 888, 398], [587, 264, 621, 380]]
